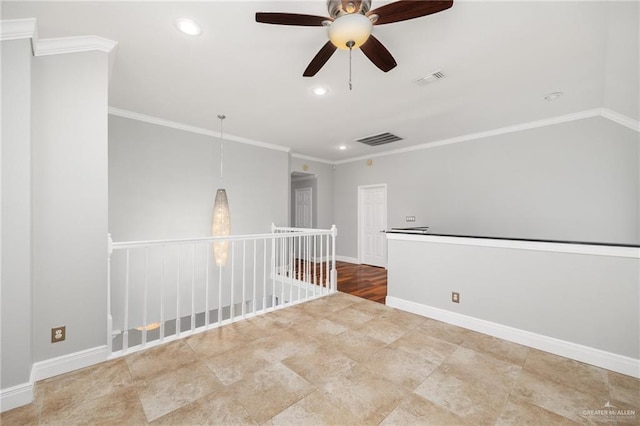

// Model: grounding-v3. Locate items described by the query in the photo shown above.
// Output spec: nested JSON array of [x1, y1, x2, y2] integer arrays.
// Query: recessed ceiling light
[[337, 145, 349, 151], [312, 87, 329, 96], [176, 18, 202, 36], [544, 91, 563, 101]]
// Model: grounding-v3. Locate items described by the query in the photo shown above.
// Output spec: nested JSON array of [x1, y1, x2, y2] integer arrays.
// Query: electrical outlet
[[406, 216, 416, 222], [452, 292, 460, 303], [51, 326, 66, 343]]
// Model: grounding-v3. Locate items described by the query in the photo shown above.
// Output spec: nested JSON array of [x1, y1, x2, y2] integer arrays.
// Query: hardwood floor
[[336, 261, 387, 304], [289, 259, 387, 304]]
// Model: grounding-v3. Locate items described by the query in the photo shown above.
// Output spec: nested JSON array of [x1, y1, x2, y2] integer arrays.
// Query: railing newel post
[[331, 225, 337, 293]]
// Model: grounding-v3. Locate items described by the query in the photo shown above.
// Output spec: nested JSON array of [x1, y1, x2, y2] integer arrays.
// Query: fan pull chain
[[347, 40, 355, 91]]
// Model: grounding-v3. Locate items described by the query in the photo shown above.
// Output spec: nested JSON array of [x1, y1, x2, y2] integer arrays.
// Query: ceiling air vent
[[356, 132, 403, 147], [416, 70, 445, 86]]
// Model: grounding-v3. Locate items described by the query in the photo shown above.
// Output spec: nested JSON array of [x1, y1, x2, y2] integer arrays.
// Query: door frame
[[357, 184, 388, 267]]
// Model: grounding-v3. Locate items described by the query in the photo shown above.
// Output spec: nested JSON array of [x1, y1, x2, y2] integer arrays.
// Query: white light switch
[[405, 216, 416, 222]]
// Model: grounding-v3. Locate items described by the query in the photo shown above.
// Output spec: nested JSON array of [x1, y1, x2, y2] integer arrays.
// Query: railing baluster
[[176, 247, 181, 336], [289, 236, 294, 303], [107, 234, 113, 355], [331, 225, 337, 292], [218, 253, 223, 324], [142, 247, 149, 347], [280, 236, 285, 306], [326, 234, 330, 291], [262, 239, 267, 312], [123, 249, 130, 353], [231, 240, 236, 320], [252, 240, 257, 315], [304, 235, 315, 299], [271, 235, 276, 309], [191, 244, 196, 332], [205, 244, 210, 328], [320, 233, 324, 292], [313, 235, 317, 295], [160, 245, 165, 341], [242, 240, 246, 319]]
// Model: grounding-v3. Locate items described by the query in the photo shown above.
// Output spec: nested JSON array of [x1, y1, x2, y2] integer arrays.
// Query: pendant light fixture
[[212, 114, 230, 266]]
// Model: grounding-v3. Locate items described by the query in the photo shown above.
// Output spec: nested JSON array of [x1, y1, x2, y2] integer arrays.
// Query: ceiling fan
[[256, 0, 453, 77]]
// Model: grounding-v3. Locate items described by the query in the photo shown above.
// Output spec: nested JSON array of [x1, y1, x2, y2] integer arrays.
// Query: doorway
[[290, 172, 317, 228], [358, 184, 387, 268]]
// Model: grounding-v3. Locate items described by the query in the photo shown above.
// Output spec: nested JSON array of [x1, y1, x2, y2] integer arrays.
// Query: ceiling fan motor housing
[[327, 0, 372, 18]]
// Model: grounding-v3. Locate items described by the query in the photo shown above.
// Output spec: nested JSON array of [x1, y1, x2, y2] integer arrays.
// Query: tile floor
[[2, 292, 639, 425]]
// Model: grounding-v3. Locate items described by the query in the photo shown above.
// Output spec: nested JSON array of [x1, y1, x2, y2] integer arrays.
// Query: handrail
[[111, 229, 333, 250]]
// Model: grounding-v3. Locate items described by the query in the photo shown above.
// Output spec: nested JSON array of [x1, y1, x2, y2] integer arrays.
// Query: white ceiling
[[2, 1, 638, 161]]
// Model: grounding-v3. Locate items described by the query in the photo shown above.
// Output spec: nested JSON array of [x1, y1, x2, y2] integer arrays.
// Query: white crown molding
[[386, 296, 640, 379], [112, 106, 638, 165], [108, 107, 292, 154], [0, 18, 36, 41], [35, 35, 117, 56], [291, 153, 335, 165], [1, 18, 117, 56], [599, 108, 640, 132], [334, 109, 607, 165]]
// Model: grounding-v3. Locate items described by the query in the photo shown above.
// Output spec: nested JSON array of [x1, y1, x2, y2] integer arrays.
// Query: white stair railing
[[107, 225, 337, 357]]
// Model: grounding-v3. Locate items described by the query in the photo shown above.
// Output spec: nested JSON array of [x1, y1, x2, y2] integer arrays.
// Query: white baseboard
[[386, 296, 640, 379], [335, 255, 358, 264], [0, 382, 33, 413], [30, 345, 109, 383], [1, 345, 109, 412]]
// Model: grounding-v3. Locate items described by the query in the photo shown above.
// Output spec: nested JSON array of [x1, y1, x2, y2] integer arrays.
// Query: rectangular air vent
[[356, 132, 403, 147]]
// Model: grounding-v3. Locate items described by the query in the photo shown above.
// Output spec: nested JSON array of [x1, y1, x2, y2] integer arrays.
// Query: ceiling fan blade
[[360, 35, 397, 72], [303, 41, 338, 77], [368, 0, 453, 25], [255, 12, 331, 27]]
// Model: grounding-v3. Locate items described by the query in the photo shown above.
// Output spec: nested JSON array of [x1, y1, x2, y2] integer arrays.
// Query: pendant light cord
[[217, 114, 226, 184]]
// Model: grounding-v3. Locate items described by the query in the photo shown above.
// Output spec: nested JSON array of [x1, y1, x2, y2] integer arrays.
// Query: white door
[[295, 187, 313, 228], [359, 185, 387, 267]]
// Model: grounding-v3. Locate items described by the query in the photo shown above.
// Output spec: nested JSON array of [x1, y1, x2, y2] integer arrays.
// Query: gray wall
[[388, 237, 639, 359], [109, 115, 289, 241], [334, 117, 639, 258], [290, 157, 334, 230], [1, 39, 33, 388], [31, 51, 109, 362]]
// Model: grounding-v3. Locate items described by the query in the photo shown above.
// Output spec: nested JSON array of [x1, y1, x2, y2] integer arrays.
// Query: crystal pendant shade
[[212, 188, 230, 266]]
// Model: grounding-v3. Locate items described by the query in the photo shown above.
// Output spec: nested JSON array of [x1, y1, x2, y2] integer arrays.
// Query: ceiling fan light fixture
[[327, 13, 372, 50]]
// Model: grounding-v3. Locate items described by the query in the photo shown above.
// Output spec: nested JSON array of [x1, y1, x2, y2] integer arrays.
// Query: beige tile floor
[[3, 292, 639, 425]]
